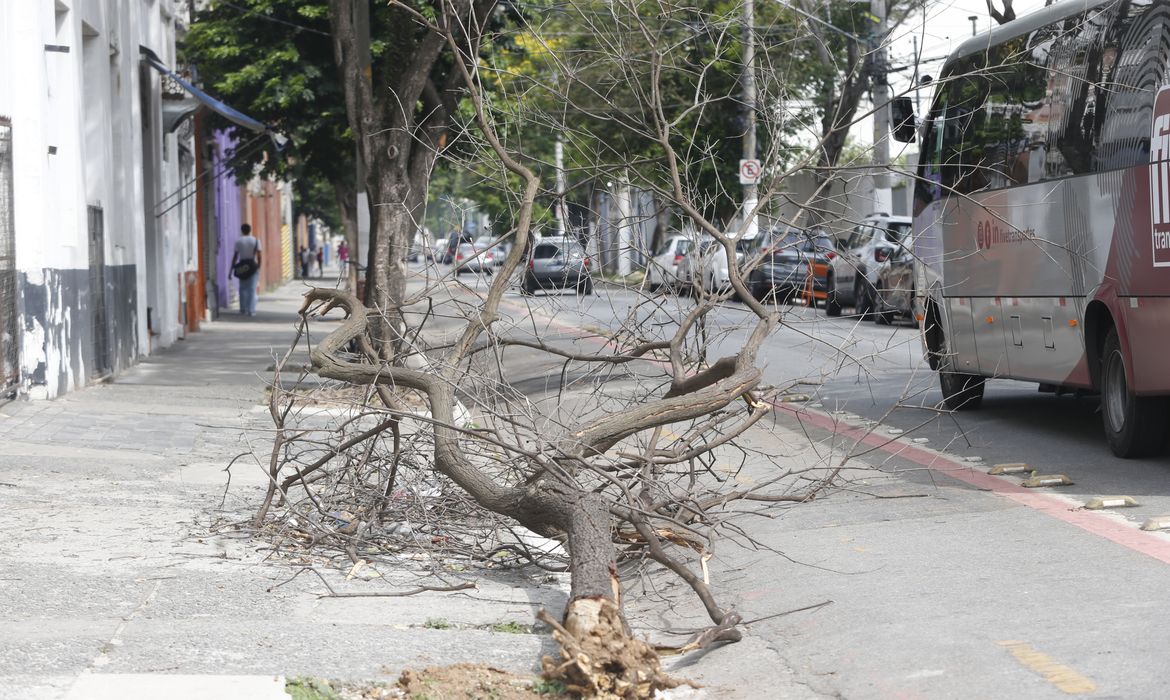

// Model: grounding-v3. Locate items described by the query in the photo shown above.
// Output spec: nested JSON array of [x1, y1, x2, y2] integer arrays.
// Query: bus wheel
[[1101, 329, 1169, 458], [940, 370, 985, 410]]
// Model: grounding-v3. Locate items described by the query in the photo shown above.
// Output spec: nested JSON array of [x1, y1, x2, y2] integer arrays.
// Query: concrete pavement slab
[[0, 272, 846, 699], [62, 673, 289, 700]]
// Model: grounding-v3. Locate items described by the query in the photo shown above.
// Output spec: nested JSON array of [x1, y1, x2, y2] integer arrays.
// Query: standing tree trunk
[[327, 0, 487, 326], [809, 37, 868, 226]]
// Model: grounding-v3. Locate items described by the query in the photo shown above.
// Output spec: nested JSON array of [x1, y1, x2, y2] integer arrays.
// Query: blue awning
[[140, 47, 269, 134]]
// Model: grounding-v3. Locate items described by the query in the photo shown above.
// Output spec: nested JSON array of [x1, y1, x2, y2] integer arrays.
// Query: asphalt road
[[431, 264, 1170, 698], [439, 266, 1170, 518]]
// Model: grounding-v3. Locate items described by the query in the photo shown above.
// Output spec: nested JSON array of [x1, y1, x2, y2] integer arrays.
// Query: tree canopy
[[183, 0, 352, 221]]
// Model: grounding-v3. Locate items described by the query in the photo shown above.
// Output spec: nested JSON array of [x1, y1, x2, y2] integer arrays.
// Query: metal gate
[[88, 205, 110, 376], [0, 117, 18, 394]]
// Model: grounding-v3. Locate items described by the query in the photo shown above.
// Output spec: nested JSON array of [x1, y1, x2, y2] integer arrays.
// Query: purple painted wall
[[211, 130, 243, 309]]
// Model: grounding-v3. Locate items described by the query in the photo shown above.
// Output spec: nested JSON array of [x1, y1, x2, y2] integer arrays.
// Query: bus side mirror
[[891, 97, 916, 143]]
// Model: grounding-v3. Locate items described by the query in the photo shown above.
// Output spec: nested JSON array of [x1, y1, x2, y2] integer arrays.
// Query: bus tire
[[940, 370, 985, 411], [1101, 328, 1169, 458]]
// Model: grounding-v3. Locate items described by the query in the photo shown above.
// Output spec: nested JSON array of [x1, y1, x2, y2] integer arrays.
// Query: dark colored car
[[747, 228, 838, 307], [522, 240, 593, 295]]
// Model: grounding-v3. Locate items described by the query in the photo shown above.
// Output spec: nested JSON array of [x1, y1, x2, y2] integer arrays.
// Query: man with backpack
[[231, 224, 262, 316]]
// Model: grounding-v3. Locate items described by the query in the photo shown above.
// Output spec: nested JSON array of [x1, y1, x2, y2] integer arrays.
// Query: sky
[[890, 0, 1050, 81]]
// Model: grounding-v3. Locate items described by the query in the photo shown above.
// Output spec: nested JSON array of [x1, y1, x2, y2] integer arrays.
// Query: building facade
[[0, 0, 292, 400]]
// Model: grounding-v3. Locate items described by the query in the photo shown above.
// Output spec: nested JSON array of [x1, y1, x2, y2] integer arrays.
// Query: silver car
[[522, 239, 593, 295], [873, 237, 916, 325], [453, 242, 495, 275], [829, 213, 913, 318]]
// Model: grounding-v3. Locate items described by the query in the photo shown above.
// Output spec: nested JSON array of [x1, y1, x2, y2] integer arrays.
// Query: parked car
[[828, 213, 913, 318], [872, 237, 916, 324], [453, 242, 494, 275], [698, 235, 761, 294], [646, 235, 692, 292], [747, 228, 838, 307], [522, 239, 593, 295], [675, 235, 761, 297], [674, 237, 715, 296], [442, 231, 474, 264]]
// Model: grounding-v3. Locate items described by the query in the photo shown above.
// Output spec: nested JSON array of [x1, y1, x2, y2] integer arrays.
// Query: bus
[[910, 0, 1170, 458]]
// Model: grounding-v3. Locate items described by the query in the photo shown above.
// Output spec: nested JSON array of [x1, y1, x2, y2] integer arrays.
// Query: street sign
[[739, 159, 762, 185]]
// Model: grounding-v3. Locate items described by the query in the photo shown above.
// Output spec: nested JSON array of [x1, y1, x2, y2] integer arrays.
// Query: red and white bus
[[912, 0, 1170, 457]]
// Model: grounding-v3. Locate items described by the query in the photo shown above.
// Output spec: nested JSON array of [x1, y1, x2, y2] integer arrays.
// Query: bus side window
[[1097, 2, 1170, 171], [976, 35, 1052, 188], [1045, 9, 1111, 178], [914, 114, 945, 215], [943, 73, 992, 195]]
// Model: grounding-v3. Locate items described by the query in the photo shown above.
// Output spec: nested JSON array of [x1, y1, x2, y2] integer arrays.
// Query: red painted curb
[[772, 401, 1170, 565], [491, 286, 1170, 565]]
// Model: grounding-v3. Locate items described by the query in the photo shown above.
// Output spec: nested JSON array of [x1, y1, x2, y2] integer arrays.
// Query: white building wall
[[0, 0, 192, 399]]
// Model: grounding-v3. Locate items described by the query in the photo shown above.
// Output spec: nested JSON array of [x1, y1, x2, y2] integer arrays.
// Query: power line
[[208, 1, 331, 37]]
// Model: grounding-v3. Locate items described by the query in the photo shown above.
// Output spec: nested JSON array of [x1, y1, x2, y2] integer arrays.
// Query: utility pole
[[741, 0, 758, 239], [555, 137, 566, 238], [870, 0, 891, 215], [354, 0, 371, 289], [614, 174, 632, 277]]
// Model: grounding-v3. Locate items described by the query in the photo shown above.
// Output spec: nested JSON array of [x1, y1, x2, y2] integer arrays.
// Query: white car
[[677, 235, 760, 296], [646, 235, 692, 291], [674, 237, 714, 296], [829, 213, 913, 317], [699, 235, 760, 293]]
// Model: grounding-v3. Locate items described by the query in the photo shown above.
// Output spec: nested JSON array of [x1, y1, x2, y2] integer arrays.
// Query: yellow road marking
[[998, 641, 1097, 694]]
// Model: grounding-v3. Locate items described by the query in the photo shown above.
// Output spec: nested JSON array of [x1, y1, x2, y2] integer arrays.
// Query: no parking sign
[[739, 159, 761, 185]]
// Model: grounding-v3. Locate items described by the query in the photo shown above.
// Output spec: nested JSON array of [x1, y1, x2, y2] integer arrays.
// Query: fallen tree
[[246, 1, 887, 696]]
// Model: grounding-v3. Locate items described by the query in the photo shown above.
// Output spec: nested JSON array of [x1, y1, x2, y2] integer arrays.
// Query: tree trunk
[[808, 40, 868, 226]]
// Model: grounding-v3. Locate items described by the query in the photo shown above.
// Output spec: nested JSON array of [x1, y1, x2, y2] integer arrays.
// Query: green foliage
[[285, 677, 339, 700], [423, 617, 453, 630], [184, 0, 350, 222], [487, 620, 531, 634], [454, 0, 844, 228], [533, 678, 567, 695]]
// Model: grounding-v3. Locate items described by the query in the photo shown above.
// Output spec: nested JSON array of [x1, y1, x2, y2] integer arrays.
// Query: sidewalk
[[0, 276, 560, 699], [0, 272, 828, 699]]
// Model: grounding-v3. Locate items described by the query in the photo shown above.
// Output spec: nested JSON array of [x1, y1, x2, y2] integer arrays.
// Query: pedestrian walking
[[299, 246, 312, 279], [316, 248, 324, 277], [231, 224, 262, 316], [338, 241, 349, 268]]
